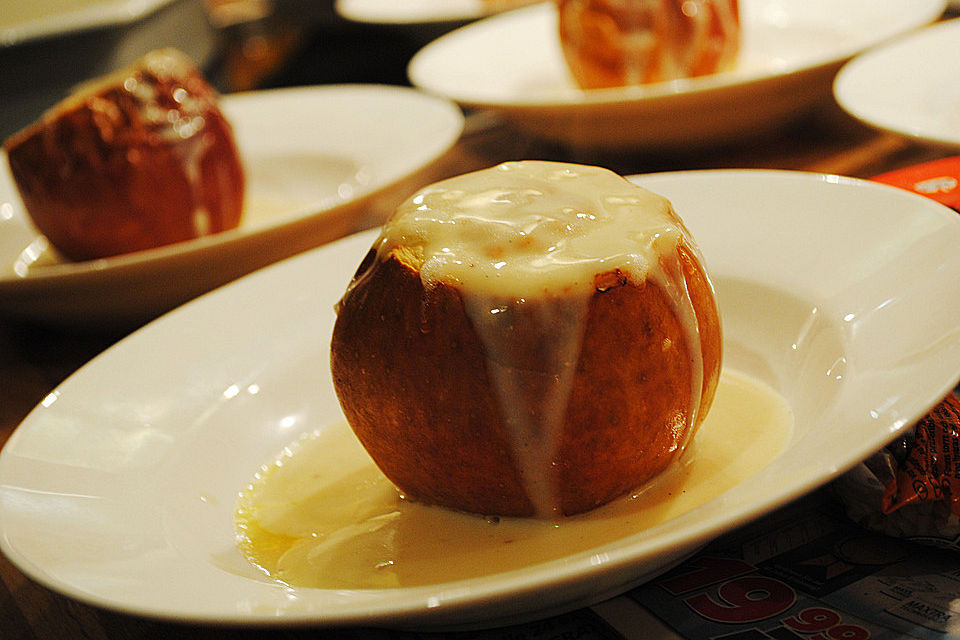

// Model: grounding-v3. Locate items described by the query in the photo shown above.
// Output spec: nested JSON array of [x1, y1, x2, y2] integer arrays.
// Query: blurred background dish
[[0, 0, 217, 141], [408, 0, 947, 152], [0, 84, 464, 329], [335, 0, 543, 26], [834, 18, 960, 150]]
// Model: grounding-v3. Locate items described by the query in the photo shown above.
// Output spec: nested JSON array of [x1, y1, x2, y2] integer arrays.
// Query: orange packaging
[[870, 159, 960, 518], [872, 155, 960, 213], [882, 393, 960, 516], [829, 161, 960, 545]]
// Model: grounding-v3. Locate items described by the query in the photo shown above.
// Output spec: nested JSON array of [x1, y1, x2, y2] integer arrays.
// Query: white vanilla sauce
[[234, 369, 792, 589], [366, 161, 710, 516]]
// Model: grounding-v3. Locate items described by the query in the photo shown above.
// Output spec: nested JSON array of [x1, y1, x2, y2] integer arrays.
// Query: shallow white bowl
[[408, 0, 946, 151], [1, 170, 958, 628], [0, 84, 463, 328], [335, 0, 534, 25]]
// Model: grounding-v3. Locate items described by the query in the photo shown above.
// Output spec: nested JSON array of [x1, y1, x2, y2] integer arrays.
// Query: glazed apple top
[[377, 160, 694, 298], [58, 48, 213, 144], [364, 161, 713, 516], [557, 0, 741, 88], [3, 48, 244, 260]]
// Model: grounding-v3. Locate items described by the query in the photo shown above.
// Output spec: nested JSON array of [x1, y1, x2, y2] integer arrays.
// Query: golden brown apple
[[331, 161, 721, 517], [3, 48, 244, 261], [557, 0, 740, 89]]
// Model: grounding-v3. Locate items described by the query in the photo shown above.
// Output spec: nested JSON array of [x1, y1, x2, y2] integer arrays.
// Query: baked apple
[[557, 0, 740, 89], [3, 48, 244, 261], [331, 161, 722, 517]]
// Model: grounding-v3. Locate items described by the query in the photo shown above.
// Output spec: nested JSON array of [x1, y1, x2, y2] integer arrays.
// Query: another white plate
[[336, 0, 541, 25], [2, 170, 959, 628], [834, 18, 960, 149], [0, 0, 178, 46], [0, 84, 463, 327], [408, 0, 946, 151]]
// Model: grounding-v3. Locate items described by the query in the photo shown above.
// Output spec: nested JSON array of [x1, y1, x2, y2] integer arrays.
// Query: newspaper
[[624, 490, 960, 639]]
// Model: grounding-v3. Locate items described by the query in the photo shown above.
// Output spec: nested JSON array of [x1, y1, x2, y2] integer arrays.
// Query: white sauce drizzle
[[372, 161, 709, 516], [234, 370, 793, 589]]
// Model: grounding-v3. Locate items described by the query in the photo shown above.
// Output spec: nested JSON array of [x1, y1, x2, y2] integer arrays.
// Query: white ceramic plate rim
[[0, 0, 178, 47], [0, 84, 463, 287], [408, 0, 947, 109], [336, 0, 498, 25], [2, 169, 959, 627], [834, 18, 960, 149]]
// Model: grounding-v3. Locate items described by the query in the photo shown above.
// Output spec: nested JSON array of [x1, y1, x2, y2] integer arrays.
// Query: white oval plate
[[0, 0, 176, 46], [834, 18, 960, 149], [2, 170, 959, 629], [335, 0, 541, 25], [0, 84, 463, 327], [408, 0, 946, 151]]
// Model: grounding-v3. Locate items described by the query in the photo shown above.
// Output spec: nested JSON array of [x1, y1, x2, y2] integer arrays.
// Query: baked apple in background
[[3, 48, 244, 261], [557, 0, 740, 89], [331, 160, 722, 518]]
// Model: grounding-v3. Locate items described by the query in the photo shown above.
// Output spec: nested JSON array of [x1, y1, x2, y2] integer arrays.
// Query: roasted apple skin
[[330, 240, 721, 518], [3, 49, 244, 261], [557, 0, 741, 89]]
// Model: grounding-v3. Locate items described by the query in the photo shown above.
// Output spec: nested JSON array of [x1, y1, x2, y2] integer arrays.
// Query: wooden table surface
[[2, 9, 958, 638]]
